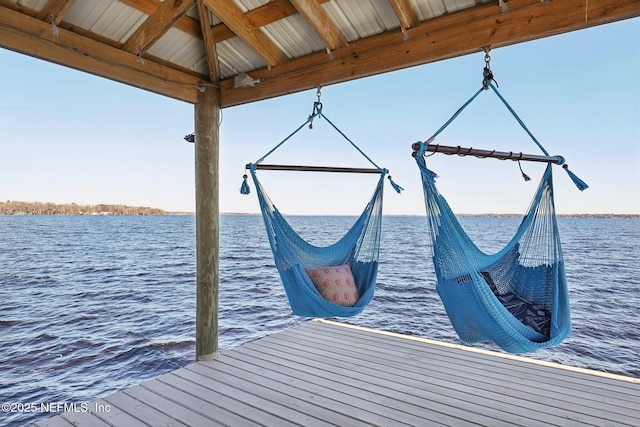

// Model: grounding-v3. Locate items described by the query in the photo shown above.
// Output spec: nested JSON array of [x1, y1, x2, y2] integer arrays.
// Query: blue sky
[[1, 18, 638, 215]]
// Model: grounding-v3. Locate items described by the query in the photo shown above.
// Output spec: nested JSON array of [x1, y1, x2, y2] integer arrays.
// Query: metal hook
[[308, 86, 323, 129], [482, 47, 498, 89]]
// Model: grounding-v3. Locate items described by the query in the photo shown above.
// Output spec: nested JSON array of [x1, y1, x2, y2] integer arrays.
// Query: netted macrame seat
[[415, 150, 571, 353], [410, 60, 585, 353], [249, 165, 384, 317], [241, 101, 401, 318]]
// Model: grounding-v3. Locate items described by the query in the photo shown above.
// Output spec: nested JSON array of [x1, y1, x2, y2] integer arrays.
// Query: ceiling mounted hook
[[308, 86, 323, 129], [482, 47, 498, 89]]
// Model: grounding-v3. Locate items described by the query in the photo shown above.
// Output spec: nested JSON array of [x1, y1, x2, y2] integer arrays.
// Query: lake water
[[1, 215, 638, 426]]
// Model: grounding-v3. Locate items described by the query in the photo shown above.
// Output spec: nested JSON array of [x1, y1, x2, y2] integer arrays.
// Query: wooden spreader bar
[[412, 143, 563, 164], [247, 164, 384, 174]]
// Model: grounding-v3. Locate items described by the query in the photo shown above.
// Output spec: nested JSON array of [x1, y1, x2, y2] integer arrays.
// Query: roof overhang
[[1, 0, 639, 107]]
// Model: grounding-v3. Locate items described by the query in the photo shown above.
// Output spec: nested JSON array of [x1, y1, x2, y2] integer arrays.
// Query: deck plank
[[225, 344, 509, 426], [305, 321, 639, 395], [35, 319, 640, 427], [281, 320, 639, 425], [60, 407, 112, 427], [32, 415, 75, 427], [121, 380, 223, 426], [103, 388, 188, 426], [196, 355, 444, 427], [318, 322, 640, 416], [308, 322, 640, 420], [167, 367, 302, 426], [234, 330, 553, 426], [182, 363, 344, 427]]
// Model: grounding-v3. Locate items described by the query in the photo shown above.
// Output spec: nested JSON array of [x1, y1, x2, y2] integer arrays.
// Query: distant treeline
[[0, 201, 166, 216]]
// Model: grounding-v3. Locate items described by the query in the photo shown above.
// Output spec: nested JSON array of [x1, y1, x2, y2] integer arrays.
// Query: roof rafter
[[203, 0, 289, 67], [195, 0, 219, 83], [219, 0, 640, 107], [0, 5, 200, 103], [210, 0, 298, 43], [121, 0, 195, 54], [37, 0, 76, 24], [247, 0, 300, 25], [289, 0, 347, 50], [120, 0, 202, 39], [2, 0, 639, 107], [388, 0, 420, 29], [210, 0, 332, 44]]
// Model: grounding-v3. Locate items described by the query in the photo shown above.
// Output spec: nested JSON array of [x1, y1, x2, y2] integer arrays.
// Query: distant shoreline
[[1, 202, 637, 218], [0, 201, 166, 216]]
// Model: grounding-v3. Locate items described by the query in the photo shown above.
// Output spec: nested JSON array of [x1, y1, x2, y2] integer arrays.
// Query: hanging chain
[[308, 86, 323, 129], [482, 48, 498, 89]]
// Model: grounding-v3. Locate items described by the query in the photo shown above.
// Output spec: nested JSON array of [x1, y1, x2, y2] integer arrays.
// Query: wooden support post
[[195, 85, 220, 361]]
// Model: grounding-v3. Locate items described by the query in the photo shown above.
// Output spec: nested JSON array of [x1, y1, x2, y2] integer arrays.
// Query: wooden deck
[[36, 319, 640, 426]]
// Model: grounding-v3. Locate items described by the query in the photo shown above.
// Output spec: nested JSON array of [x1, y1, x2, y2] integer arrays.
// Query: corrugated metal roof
[[147, 28, 208, 75], [15, 0, 48, 11], [324, 0, 400, 41], [235, 0, 270, 13], [4, 0, 634, 105], [216, 37, 267, 79], [411, 0, 447, 20], [262, 14, 326, 59], [64, 0, 147, 43], [8, 0, 492, 80]]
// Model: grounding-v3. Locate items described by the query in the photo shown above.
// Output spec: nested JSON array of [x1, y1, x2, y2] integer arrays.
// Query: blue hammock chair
[[241, 102, 402, 318], [412, 59, 586, 353]]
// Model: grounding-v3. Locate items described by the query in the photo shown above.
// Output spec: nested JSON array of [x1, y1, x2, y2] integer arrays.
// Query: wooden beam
[[37, 0, 76, 24], [289, 0, 346, 50], [219, 0, 640, 107], [119, 0, 203, 39], [195, 0, 219, 83], [388, 0, 420, 30], [195, 85, 220, 361], [0, 6, 201, 103], [121, 0, 195, 54], [203, 0, 289, 67], [112, 0, 322, 46], [209, 0, 328, 44], [205, 0, 297, 43], [248, 0, 300, 26]]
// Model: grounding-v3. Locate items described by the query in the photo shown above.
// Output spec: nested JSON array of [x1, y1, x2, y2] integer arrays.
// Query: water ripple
[[0, 215, 638, 426]]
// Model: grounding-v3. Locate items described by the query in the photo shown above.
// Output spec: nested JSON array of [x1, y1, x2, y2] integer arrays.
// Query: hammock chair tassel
[[563, 164, 589, 191], [240, 174, 250, 194], [388, 175, 404, 193]]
